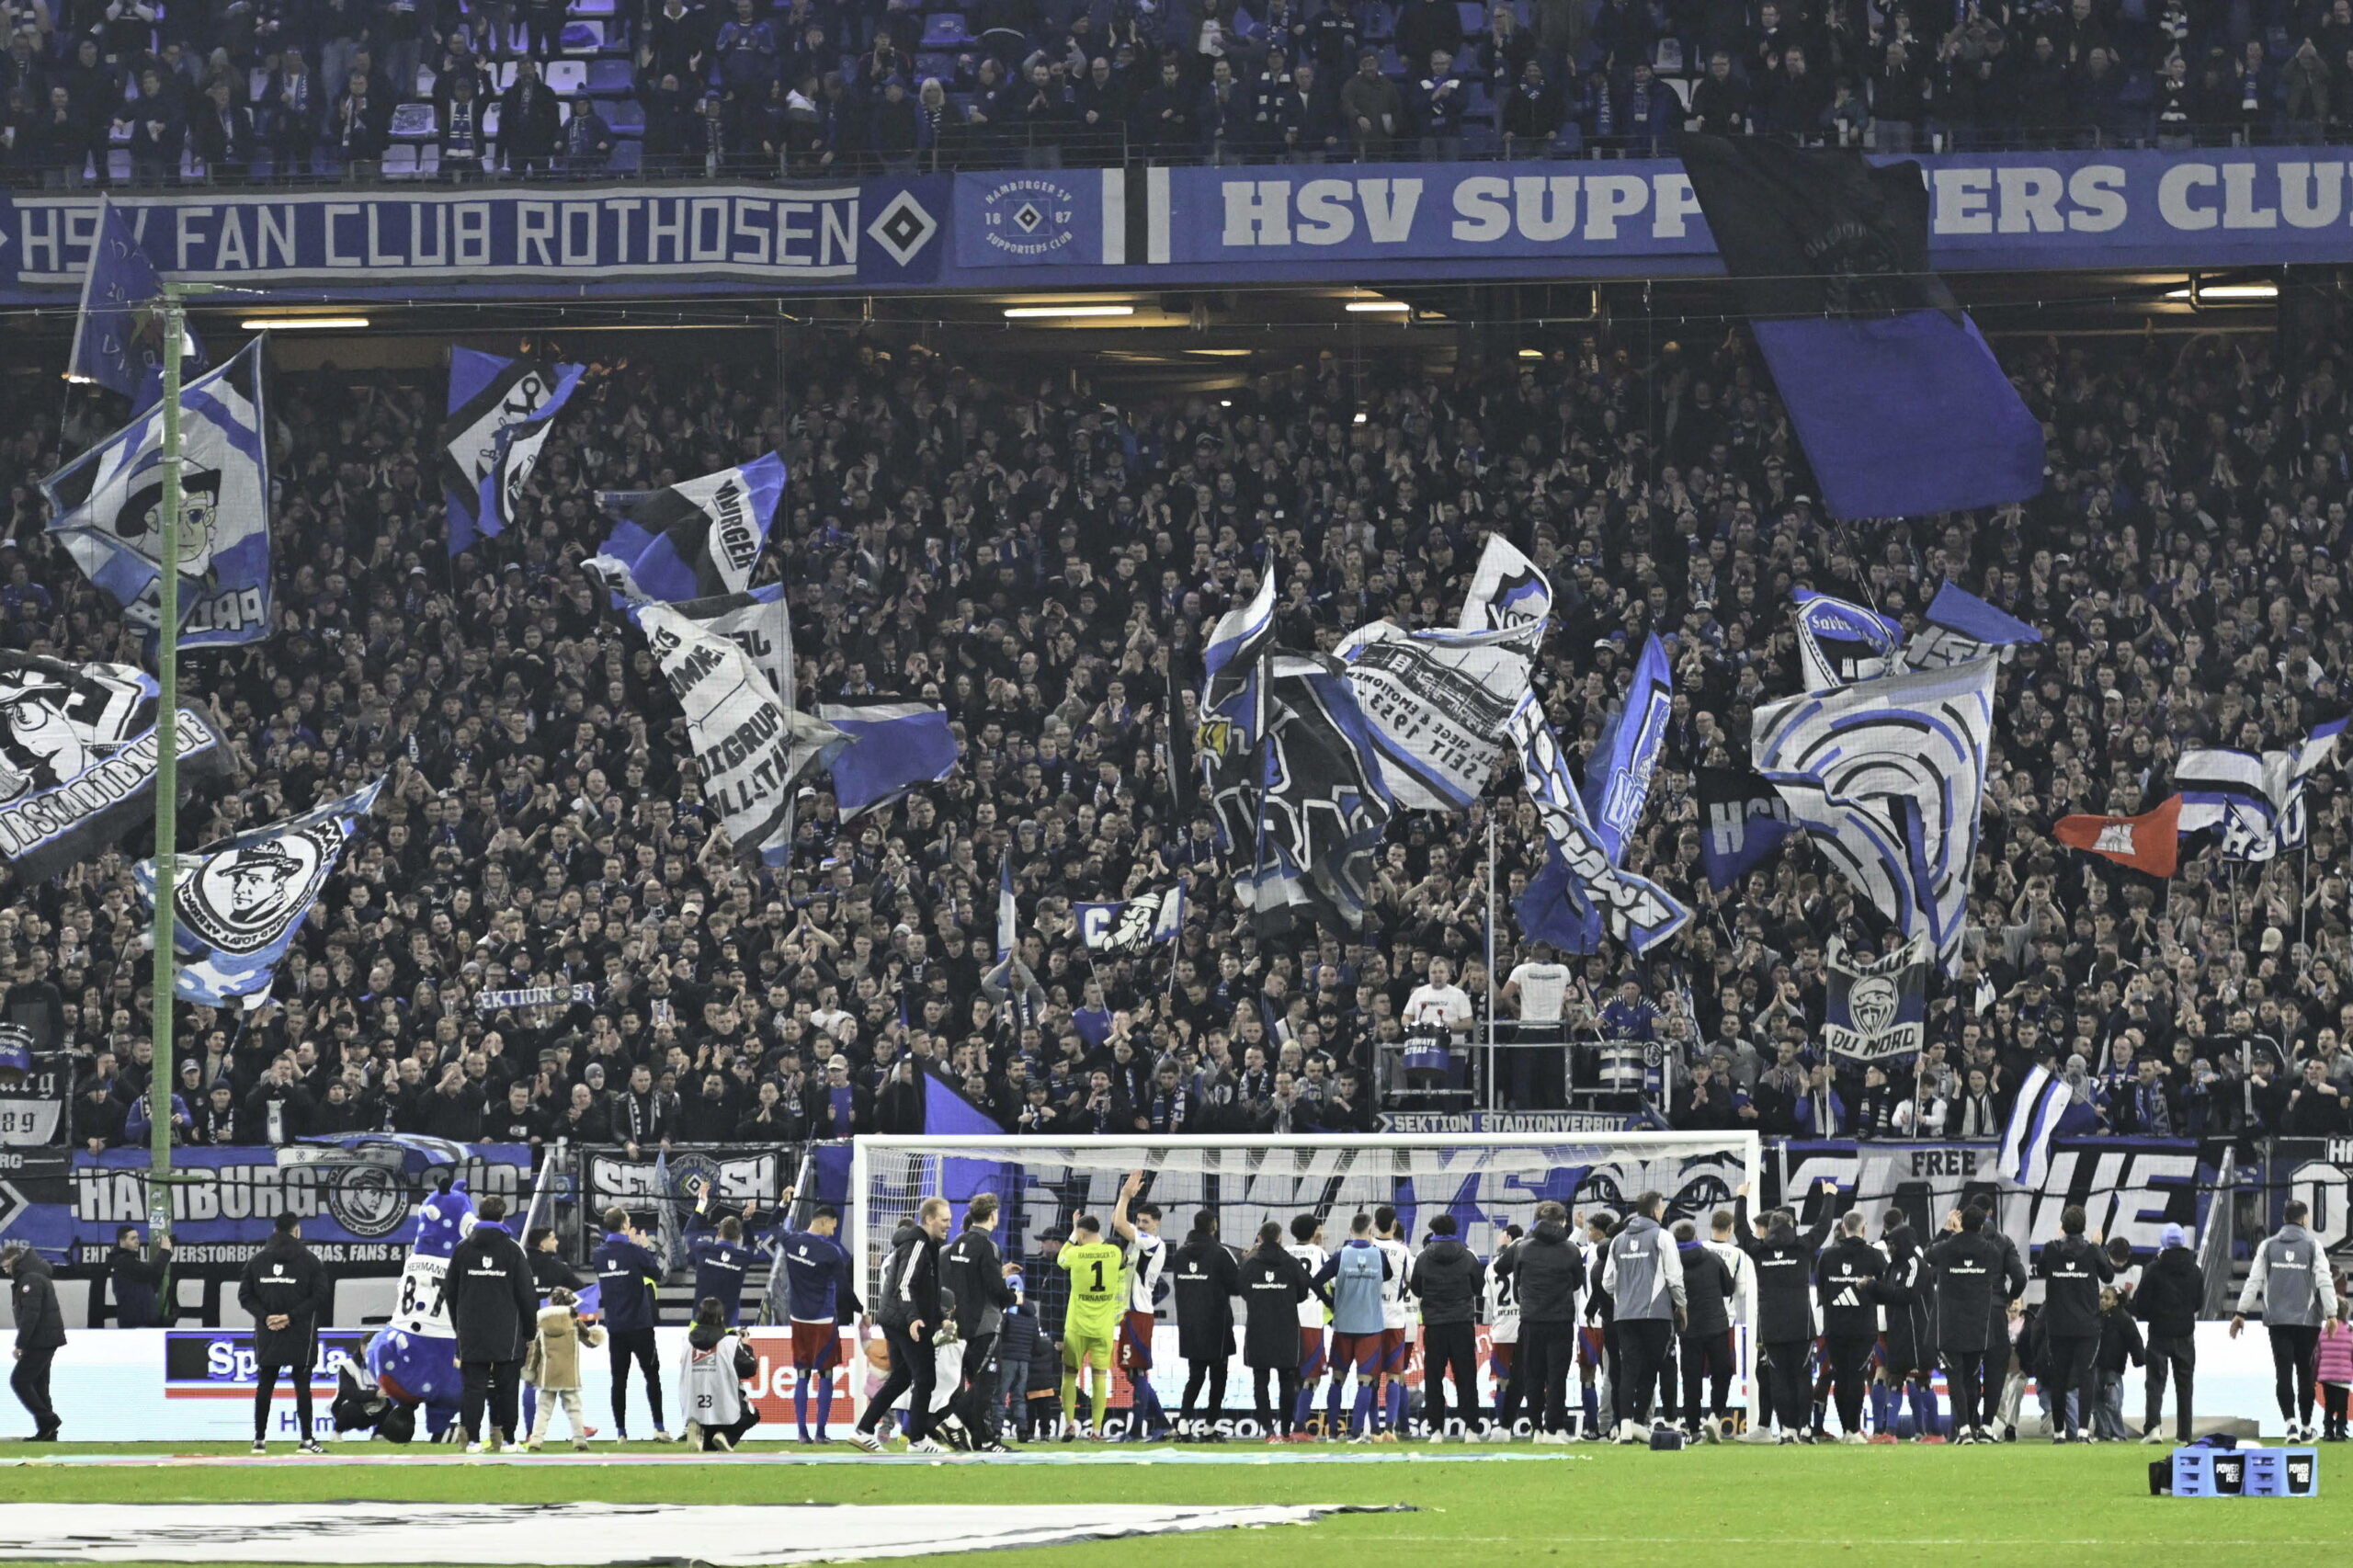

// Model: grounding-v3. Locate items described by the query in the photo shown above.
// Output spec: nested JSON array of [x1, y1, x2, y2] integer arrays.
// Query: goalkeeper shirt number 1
[[1060, 1242, 1129, 1338]]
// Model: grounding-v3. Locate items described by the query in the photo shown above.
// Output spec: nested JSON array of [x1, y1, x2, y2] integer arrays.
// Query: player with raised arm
[[1483, 1223, 1525, 1437], [1117, 1195, 1171, 1440], [1057, 1171, 1142, 1440], [762, 1185, 867, 1443], [1371, 1205, 1417, 1441], [1313, 1212, 1394, 1441], [1285, 1214, 1331, 1437]]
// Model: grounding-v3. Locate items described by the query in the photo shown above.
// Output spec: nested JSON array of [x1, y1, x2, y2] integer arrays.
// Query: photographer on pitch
[[449, 1195, 540, 1453]]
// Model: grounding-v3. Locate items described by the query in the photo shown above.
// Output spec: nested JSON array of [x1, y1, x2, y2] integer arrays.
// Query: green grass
[[0, 1440, 2343, 1568]]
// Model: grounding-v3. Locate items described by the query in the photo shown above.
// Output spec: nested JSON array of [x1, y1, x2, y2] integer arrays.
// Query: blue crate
[[2172, 1448, 2318, 1497], [2245, 1449, 2320, 1497]]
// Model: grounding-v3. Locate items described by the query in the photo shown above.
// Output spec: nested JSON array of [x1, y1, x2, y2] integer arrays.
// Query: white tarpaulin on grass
[[0, 1502, 1369, 1564]]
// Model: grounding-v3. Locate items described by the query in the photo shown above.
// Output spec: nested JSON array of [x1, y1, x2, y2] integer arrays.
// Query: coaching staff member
[[3, 1242, 64, 1440], [1815, 1210, 1887, 1442], [1927, 1203, 2026, 1444], [236, 1214, 330, 1454], [1409, 1215, 1483, 1435], [450, 1195, 540, 1452], [2037, 1204, 2113, 1442], [1733, 1178, 1836, 1441], [1170, 1210, 1242, 1439], [1500, 1199, 1586, 1440], [941, 1193, 1017, 1449], [855, 1195, 951, 1453]]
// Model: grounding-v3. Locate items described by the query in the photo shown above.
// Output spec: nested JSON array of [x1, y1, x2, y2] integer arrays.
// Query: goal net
[[852, 1132, 1763, 1430]]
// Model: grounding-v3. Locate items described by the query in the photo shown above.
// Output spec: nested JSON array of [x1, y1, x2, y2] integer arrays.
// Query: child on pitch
[[2318, 1279, 2352, 1441], [523, 1286, 603, 1450]]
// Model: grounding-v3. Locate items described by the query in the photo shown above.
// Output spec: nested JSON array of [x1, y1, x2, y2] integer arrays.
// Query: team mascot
[[336, 1171, 474, 1441]]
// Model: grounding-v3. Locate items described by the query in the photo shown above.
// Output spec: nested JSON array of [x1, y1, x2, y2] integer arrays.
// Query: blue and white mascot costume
[[338, 1172, 473, 1441]]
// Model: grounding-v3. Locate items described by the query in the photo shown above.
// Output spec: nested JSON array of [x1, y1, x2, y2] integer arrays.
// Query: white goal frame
[[851, 1131, 1765, 1430]]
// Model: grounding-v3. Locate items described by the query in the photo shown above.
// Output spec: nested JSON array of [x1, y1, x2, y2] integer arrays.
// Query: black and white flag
[[2177, 717, 2347, 861], [0, 653, 230, 881], [1337, 621, 1531, 811], [1822, 934, 1929, 1062]]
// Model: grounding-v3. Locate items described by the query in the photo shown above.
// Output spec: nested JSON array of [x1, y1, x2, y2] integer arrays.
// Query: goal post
[[851, 1131, 1765, 1430]]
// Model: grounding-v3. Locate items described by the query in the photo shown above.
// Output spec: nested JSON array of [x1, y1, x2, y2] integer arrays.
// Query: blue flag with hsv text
[[69, 199, 207, 412]]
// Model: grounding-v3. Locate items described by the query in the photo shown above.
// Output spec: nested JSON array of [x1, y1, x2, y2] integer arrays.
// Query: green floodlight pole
[[147, 279, 212, 1253]]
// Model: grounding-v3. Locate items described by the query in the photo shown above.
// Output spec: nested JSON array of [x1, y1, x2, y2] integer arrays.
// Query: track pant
[[1679, 1327, 1735, 1423], [461, 1358, 523, 1445], [1942, 1347, 1986, 1429], [1519, 1319, 1579, 1434], [1253, 1367, 1299, 1436], [2044, 1335, 2098, 1436], [963, 1331, 1000, 1443], [860, 1323, 937, 1441], [1614, 1318, 1675, 1426], [1183, 1358, 1229, 1426], [1422, 1322, 1479, 1429], [2143, 1333, 2196, 1441], [253, 1350, 314, 1443], [1761, 1339, 1811, 1432], [2269, 1324, 2321, 1426], [1824, 1334, 1876, 1436], [607, 1326, 665, 1435], [11, 1345, 58, 1435]]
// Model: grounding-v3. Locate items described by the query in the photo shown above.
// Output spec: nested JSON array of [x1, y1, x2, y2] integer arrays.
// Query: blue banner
[[6, 153, 2353, 301]]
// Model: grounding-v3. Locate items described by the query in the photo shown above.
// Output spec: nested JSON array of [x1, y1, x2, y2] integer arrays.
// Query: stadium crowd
[[0, 294, 2348, 1156], [1, 0, 2347, 187]]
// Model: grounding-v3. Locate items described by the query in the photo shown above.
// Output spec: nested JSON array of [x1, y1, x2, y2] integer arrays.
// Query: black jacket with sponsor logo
[[1237, 1242, 1315, 1369], [448, 1221, 540, 1363], [1732, 1207, 1833, 1343], [1169, 1232, 1242, 1363], [1926, 1227, 2026, 1353], [2037, 1233, 2114, 1340], [235, 1233, 330, 1363]]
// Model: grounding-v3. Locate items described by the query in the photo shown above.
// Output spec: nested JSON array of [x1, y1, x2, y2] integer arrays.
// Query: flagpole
[[146, 281, 188, 1253], [1485, 813, 1498, 1114]]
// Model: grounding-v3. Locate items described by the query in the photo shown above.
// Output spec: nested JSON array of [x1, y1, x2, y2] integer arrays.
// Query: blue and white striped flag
[[1997, 1062, 2070, 1187], [996, 847, 1017, 962], [2177, 716, 2347, 861]]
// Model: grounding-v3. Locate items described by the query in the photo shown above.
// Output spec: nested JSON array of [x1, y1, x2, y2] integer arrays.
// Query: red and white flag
[[2052, 795, 2183, 878]]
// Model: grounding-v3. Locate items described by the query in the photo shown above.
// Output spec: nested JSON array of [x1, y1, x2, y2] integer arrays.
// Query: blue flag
[[68, 200, 206, 412], [816, 699, 959, 820], [996, 848, 1017, 962], [597, 454, 788, 601], [134, 778, 382, 1004], [1582, 631, 1671, 865], [41, 340, 272, 651], [1506, 693, 1688, 957], [1752, 314, 2046, 521], [441, 349, 584, 553], [924, 1065, 1006, 1135]]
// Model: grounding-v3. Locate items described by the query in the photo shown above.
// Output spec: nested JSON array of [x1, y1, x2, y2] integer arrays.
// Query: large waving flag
[[1075, 886, 1186, 954], [1753, 656, 1998, 974], [596, 454, 787, 602], [1997, 1062, 2070, 1188], [135, 779, 381, 1004], [1678, 135, 2044, 520], [441, 349, 585, 553], [1506, 692, 1688, 956], [815, 699, 958, 820], [1199, 571, 1278, 769], [1582, 631, 1671, 864], [68, 199, 207, 411], [42, 340, 272, 651], [1792, 588, 1902, 693], [1337, 620, 1532, 811], [0, 653, 230, 883], [1696, 764, 1795, 889], [1904, 580, 2042, 672]]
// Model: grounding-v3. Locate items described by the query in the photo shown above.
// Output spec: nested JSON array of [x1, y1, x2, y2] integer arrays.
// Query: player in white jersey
[[1285, 1214, 1330, 1437], [1483, 1222, 1525, 1437], [1371, 1206, 1417, 1439], [1116, 1201, 1171, 1438]]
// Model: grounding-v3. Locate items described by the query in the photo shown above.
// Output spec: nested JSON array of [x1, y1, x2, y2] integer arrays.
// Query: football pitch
[[0, 1440, 2341, 1568]]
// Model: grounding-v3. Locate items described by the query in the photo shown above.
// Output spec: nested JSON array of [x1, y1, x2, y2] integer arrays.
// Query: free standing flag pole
[[145, 282, 187, 1251]]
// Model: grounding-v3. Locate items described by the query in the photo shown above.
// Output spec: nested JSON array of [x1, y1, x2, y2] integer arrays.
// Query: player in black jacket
[[1732, 1178, 1836, 1440], [856, 1196, 950, 1452], [1238, 1221, 1318, 1438], [235, 1214, 331, 1453], [1814, 1212, 1888, 1441], [1926, 1203, 2027, 1444], [2036, 1204, 2113, 1442], [1672, 1220, 1737, 1442], [939, 1194, 1017, 1450], [1409, 1215, 1485, 1437], [1169, 1211, 1242, 1439], [449, 1196, 540, 1451]]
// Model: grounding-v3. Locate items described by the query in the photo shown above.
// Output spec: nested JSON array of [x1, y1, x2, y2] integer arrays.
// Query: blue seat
[[609, 136, 642, 173], [1459, 1, 1490, 39], [607, 97, 645, 133], [586, 56, 633, 94], [916, 50, 959, 82], [923, 11, 973, 45], [1549, 121, 1584, 155], [568, 0, 616, 16]]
